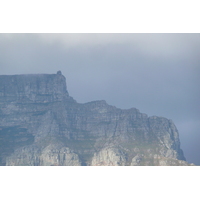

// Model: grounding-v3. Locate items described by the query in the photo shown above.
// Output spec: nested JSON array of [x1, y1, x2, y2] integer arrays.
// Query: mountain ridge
[[0, 71, 194, 166]]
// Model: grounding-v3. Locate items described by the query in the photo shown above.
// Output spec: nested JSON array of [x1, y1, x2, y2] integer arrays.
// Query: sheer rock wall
[[0, 72, 193, 166]]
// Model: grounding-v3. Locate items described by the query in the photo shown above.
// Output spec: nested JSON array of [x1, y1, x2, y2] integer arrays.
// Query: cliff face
[[0, 71, 73, 103], [0, 72, 193, 166]]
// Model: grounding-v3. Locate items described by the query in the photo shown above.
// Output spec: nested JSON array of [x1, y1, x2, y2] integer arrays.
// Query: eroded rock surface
[[0, 72, 193, 166]]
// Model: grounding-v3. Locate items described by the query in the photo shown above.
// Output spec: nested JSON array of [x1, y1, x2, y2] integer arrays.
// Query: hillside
[[0, 71, 194, 166]]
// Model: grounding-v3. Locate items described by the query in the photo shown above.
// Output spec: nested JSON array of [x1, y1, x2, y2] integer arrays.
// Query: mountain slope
[[0, 71, 194, 166]]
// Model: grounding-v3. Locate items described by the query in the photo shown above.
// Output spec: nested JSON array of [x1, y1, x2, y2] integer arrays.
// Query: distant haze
[[0, 33, 199, 165]]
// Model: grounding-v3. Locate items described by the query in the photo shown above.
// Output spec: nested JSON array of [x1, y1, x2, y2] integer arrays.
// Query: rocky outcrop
[[91, 147, 127, 166], [6, 143, 81, 166], [0, 71, 74, 103], [0, 71, 194, 166]]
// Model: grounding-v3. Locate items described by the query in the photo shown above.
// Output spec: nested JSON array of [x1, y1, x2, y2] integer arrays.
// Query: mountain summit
[[0, 72, 193, 166]]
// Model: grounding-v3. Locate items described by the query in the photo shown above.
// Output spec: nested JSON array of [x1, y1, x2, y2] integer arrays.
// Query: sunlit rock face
[[0, 72, 193, 166]]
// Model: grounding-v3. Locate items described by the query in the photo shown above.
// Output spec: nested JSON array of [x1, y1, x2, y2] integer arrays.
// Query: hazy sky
[[0, 33, 199, 165]]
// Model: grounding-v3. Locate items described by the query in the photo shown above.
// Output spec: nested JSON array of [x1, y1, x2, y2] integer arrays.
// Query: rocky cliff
[[0, 71, 193, 166]]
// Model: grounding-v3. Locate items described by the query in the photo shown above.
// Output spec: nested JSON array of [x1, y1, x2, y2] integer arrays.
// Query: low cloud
[[36, 33, 200, 59]]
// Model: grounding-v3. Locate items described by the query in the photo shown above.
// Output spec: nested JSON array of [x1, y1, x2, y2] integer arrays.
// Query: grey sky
[[0, 33, 200, 165]]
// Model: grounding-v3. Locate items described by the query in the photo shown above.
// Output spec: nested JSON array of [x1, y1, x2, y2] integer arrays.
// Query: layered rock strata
[[0, 72, 193, 166]]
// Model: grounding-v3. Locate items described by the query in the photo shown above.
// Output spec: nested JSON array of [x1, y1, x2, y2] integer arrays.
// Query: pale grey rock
[[0, 73, 74, 103], [39, 144, 81, 166], [6, 143, 81, 166], [130, 154, 143, 166], [6, 145, 41, 166], [91, 147, 126, 166]]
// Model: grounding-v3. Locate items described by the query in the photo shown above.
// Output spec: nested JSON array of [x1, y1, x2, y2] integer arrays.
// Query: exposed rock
[[6, 144, 81, 166], [91, 147, 126, 166], [0, 73, 74, 103], [0, 72, 194, 166], [131, 154, 143, 166]]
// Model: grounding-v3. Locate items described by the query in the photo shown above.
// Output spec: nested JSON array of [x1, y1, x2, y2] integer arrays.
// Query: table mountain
[[0, 71, 194, 166]]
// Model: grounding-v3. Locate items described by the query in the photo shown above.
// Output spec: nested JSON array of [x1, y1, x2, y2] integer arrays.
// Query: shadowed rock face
[[0, 73, 72, 103], [0, 72, 193, 166]]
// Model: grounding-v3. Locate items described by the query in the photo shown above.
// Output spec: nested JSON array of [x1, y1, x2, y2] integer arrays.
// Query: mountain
[[0, 71, 194, 166]]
